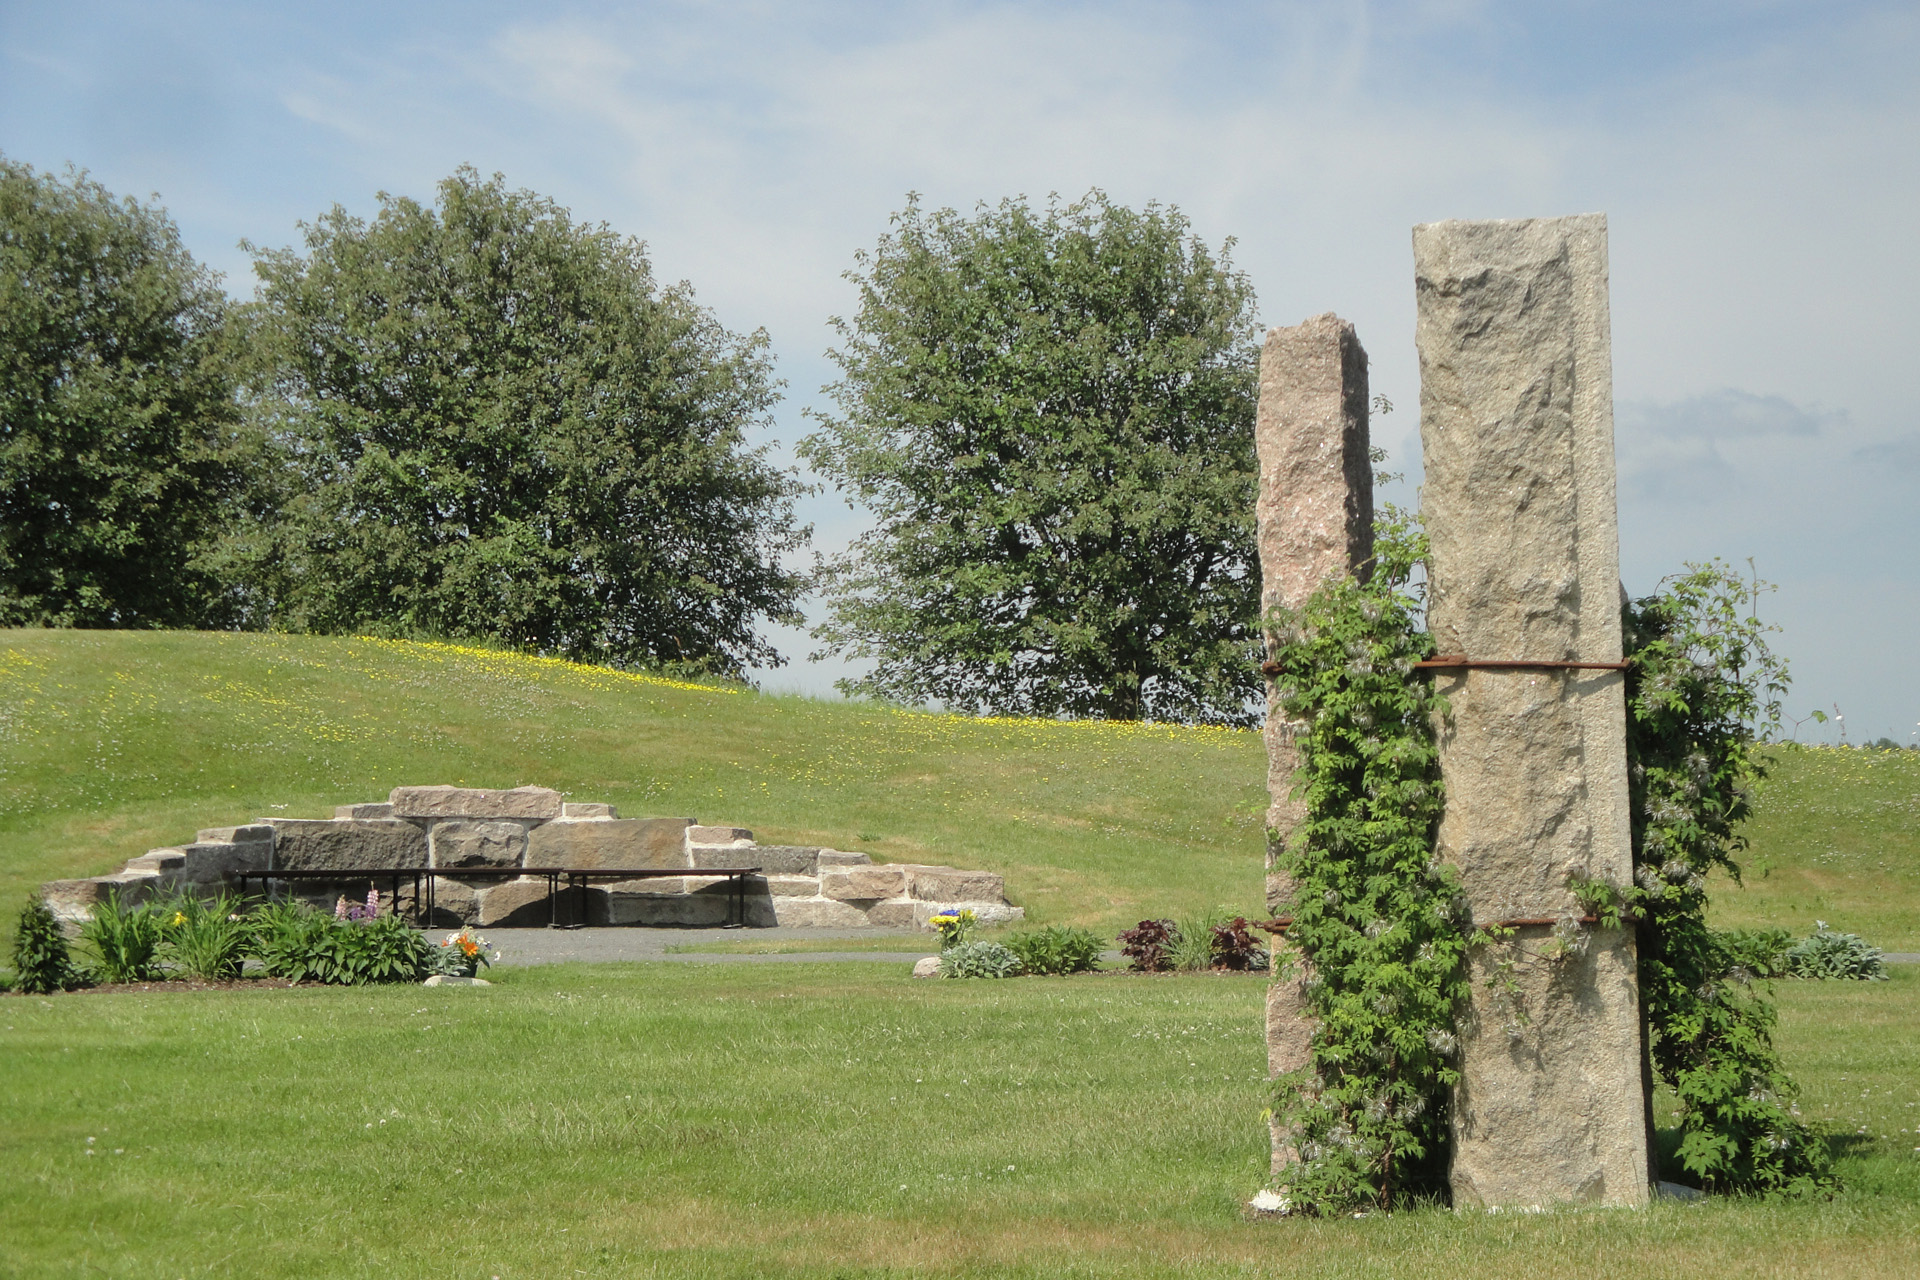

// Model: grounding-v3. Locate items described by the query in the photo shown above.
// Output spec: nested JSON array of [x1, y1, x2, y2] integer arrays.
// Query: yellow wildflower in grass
[[353, 636, 742, 697]]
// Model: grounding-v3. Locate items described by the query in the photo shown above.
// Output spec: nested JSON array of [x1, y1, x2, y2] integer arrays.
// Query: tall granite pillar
[[1413, 215, 1649, 1209], [1255, 312, 1373, 1171]]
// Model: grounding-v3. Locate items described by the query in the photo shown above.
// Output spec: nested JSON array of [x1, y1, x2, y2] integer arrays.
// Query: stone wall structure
[[43, 785, 1023, 932], [1413, 214, 1649, 1209], [1254, 312, 1375, 1171]]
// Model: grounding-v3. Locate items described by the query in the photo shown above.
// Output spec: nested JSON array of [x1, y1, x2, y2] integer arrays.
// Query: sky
[[3, 0, 1915, 743]]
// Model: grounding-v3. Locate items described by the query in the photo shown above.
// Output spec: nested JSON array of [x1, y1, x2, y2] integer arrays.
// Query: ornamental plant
[[160, 890, 255, 981], [1262, 517, 1465, 1214], [11, 895, 79, 994], [80, 889, 165, 984], [428, 928, 499, 978], [1006, 925, 1105, 976], [928, 908, 977, 951], [939, 940, 1023, 979], [1117, 919, 1177, 972]]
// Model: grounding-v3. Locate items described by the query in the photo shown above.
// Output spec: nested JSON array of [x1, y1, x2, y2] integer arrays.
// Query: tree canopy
[[244, 168, 808, 677], [801, 191, 1263, 723], [0, 156, 244, 627]]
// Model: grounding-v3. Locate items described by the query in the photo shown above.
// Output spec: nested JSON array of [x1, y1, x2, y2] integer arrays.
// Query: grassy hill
[[0, 629, 1270, 932], [2, 629, 1914, 947]]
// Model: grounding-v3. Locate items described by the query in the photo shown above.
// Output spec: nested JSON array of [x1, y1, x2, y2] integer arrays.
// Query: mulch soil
[[5, 977, 324, 996]]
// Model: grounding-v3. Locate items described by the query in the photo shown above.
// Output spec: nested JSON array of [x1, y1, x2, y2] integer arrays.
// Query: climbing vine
[[1263, 518, 1467, 1213], [1267, 534, 1831, 1209], [1619, 563, 1834, 1195]]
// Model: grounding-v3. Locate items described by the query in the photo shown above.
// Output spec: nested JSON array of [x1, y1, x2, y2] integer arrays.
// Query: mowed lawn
[[2, 963, 1918, 1279]]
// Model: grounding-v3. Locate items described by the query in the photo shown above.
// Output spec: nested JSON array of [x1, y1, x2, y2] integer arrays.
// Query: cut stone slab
[[334, 803, 394, 819], [125, 850, 189, 874], [474, 878, 560, 927], [389, 785, 564, 821], [561, 802, 618, 819], [904, 866, 1004, 903], [905, 900, 1024, 930], [815, 849, 871, 867], [688, 825, 753, 845], [820, 866, 909, 902], [694, 844, 814, 874], [526, 817, 692, 870], [1415, 212, 1647, 1210], [431, 820, 528, 869], [770, 897, 873, 928], [1255, 311, 1374, 1176], [602, 891, 732, 927], [425, 878, 479, 926], [267, 818, 428, 872], [760, 874, 822, 898]]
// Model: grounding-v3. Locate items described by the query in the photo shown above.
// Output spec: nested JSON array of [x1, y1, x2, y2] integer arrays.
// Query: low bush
[[1118, 919, 1177, 972], [1784, 922, 1887, 981], [254, 899, 428, 984], [12, 895, 79, 993], [426, 928, 499, 978], [1208, 916, 1266, 971], [81, 890, 165, 983], [1006, 925, 1105, 975], [939, 941, 1023, 979]]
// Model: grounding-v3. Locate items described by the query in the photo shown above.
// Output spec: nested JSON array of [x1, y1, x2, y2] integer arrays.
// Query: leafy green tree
[[244, 168, 807, 677], [802, 191, 1262, 723], [0, 157, 246, 627]]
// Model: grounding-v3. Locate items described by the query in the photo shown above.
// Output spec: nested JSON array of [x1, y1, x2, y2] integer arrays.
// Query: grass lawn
[[3, 963, 1918, 1278]]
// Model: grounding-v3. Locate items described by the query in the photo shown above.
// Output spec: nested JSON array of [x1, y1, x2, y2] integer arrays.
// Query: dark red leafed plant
[[1209, 916, 1262, 970], [1118, 919, 1177, 972]]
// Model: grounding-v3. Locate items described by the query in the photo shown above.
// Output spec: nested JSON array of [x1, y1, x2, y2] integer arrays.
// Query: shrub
[[12, 895, 79, 994], [81, 890, 165, 983], [1118, 919, 1177, 973], [254, 899, 427, 985], [939, 941, 1024, 979], [1208, 916, 1266, 971], [254, 899, 335, 982], [1006, 925, 1105, 975], [1784, 923, 1887, 981], [160, 891, 255, 981]]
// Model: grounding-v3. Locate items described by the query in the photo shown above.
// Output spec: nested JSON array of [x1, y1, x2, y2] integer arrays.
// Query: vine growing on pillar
[[1266, 537, 1834, 1209], [1263, 513, 1468, 1213], [1614, 562, 1834, 1195]]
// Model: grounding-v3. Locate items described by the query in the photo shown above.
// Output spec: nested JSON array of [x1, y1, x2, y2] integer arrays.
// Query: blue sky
[[4, 1, 1916, 741]]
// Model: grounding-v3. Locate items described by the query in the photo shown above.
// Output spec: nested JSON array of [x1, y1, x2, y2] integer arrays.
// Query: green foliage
[[1784, 923, 1887, 981], [160, 890, 255, 981], [1006, 924, 1105, 975], [1623, 561, 1835, 1195], [801, 190, 1263, 723], [1720, 927, 1796, 979], [938, 940, 1024, 979], [0, 156, 250, 628], [80, 889, 165, 983], [242, 167, 807, 677], [1264, 543, 1465, 1212], [11, 895, 78, 993], [252, 899, 427, 985]]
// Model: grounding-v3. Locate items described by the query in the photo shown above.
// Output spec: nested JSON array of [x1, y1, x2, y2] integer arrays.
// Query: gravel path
[[483, 926, 938, 967]]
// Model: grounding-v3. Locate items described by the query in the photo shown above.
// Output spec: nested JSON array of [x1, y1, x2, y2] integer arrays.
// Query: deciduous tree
[[802, 192, 1261, 722], [0, 157, 245, 627], [245, 169, 807, 677]]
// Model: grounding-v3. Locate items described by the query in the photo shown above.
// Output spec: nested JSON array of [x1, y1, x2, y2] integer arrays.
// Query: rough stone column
[[1413, 214, 1649, 1210], [1254, 312, 1373, 1173]]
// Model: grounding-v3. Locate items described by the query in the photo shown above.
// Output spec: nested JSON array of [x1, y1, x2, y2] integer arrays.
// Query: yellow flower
[[169, 912, 186, 927]]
